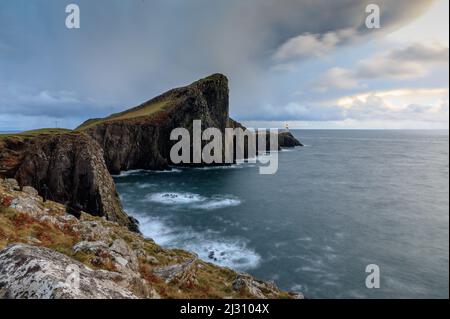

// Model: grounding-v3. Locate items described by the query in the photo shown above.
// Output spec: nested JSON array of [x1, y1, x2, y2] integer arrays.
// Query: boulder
[[0, 244, 148, 299], [231, 273, 302, 299], [154, 257, 198, 286], [22, 186, 39, 197]]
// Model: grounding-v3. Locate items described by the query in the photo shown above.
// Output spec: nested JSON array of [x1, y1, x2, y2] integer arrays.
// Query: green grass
[[76, 99, 171, 130], [0, 128, 73, 140]]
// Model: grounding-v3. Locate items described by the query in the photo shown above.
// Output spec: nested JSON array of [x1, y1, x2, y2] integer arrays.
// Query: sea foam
[[145, 192, 242, 210], [134, 214, 260, 271], [146, 192, 205, 204]]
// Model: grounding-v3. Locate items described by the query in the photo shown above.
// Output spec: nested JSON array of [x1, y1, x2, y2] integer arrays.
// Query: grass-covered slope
[[76, 75, 222, 131], [76, 100, 172, 130], [0, 128, 73, 140]]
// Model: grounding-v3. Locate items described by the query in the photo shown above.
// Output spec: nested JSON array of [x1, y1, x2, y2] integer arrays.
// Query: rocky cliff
[[0, 132, 136, 231], [0, 179, 302, 299], [79, 74, 230, 173], [79, 74, 302, 173], [0, 73, 302, 232]]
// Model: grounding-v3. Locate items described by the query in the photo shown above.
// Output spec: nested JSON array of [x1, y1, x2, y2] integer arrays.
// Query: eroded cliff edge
[[0, 131, 137, 231]]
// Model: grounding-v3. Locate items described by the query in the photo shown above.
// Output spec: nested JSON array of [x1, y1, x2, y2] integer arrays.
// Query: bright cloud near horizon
[[0, 0, 448, 130]]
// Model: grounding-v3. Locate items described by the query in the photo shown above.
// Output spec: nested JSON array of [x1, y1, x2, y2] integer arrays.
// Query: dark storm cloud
[[0, 0, 435, 122]]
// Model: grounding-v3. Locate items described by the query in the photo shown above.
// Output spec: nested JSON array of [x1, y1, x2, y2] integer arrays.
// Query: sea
[[114, 130, 449, 299]]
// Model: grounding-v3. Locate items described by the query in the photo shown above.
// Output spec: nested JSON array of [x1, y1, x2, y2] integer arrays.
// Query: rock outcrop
[[79, 74, 230, 173], [278, 131, 303, 147], [0, 132, 135, 230], [0, 178, 301, 299], [232, 273, 304, 299], [79, 74, 302, 173], [0, 244, 147, 299]]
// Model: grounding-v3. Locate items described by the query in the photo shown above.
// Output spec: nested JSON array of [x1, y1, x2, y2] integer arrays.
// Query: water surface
[[115, 130, 449, 298]]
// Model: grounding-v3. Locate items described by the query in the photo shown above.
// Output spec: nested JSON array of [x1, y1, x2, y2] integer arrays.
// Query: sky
[[0, 0, 448, 130]]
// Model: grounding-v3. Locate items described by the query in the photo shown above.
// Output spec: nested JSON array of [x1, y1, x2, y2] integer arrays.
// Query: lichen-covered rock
[[73, 241, 109, 255], [22, 186, 39, 197], [109, 238, 139, 272], [3, 178, 20, 191], [232, 273, 304, 299], [154, 257, 199, 286], [0, 244, 144, 299], [72, 238, 140, 273]]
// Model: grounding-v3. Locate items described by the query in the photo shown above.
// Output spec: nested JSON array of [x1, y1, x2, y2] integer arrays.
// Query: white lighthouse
[[285, 123, 289, 132]]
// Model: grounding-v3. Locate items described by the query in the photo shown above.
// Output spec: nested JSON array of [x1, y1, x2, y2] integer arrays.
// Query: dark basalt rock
[[82, 74, 230, 173], [82, 74, 302, 172], [278, 131, 303, 147], [0, 132, 135, 230]]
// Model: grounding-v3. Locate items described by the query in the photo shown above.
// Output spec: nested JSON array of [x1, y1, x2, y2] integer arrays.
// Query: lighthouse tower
[[285, 123, 289, 132]]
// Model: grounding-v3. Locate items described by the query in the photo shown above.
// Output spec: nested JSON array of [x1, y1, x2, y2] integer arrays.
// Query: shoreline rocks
[[0, 178, 302, 299]]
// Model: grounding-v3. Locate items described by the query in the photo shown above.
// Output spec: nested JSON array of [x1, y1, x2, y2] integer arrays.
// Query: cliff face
[[0, 132, 135, 230], [81, 74, 301, 172], [81, 74, 229, 173]]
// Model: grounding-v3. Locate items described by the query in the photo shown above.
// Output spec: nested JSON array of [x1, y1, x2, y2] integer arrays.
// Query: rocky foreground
[[0, 178, 303, 299]]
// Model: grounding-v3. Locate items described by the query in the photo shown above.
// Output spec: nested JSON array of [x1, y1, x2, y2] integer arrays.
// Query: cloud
[[0, 87, 113, 118], [336, 87, 449, 122], [239, 102, 346, 122], [356, 43, 449, 79], [0, 0, 438, 128], [312, 67, 365, 92], [241, 87, 449, 125], [313, 43, 449, 91], [273, 28, 358, 62]]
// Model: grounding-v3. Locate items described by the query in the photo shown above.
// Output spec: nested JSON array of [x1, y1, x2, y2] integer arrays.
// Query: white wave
[[144, 192, 242, 210], [136, 215, 260, 271], [194, 197, 242, 210], [193, 164, 245, 170], [186, 239, 261, 270], [112, 169, 146, 177], [136, 183, 157, 189], [145, 192, 205, 204], [138, 217, 178, 246], [113, 168, 182, 178], [153, 168, 182, 173]]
